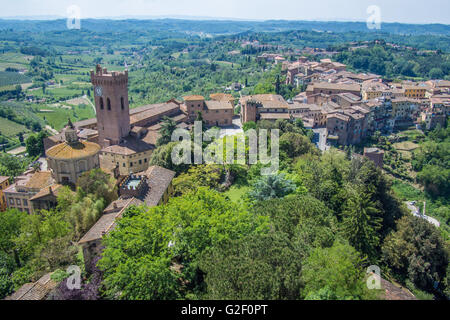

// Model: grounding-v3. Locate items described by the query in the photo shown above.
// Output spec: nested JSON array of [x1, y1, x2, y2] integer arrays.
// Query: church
[[44, 64, 236, 177]]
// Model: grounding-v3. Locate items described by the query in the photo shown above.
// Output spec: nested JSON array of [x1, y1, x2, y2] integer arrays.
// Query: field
[[0, 71, 32, 87], [0, 117, 29, 137], [35, 104, 95, 131]]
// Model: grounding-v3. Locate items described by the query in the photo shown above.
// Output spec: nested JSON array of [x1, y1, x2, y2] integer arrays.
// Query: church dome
[[46, 140, 101, 160]]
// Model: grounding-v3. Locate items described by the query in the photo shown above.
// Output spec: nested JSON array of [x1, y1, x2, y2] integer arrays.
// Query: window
[[9, 198, 14, 205], [100, 98, 104, 110], [16, 198, 21, 205], [121, 97, 125, 110], [130, 162, 133, 167], [23, 199, 28, 206], [144, 158, 147, 163], [107, 98, 111, 110], [139, 159, 142, 165], [123, 163, 126, 167]]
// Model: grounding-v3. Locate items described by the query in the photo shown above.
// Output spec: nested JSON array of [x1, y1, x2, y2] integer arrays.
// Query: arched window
[[121, 97, 125, 110], [107, 98, 111, 110], [100, 97, 104, 110]]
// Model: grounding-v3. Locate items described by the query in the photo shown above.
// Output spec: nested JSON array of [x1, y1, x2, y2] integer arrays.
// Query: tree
[[341, 188, 382, 260], [200, 232, 302, 300], [0, 209, 28, 267], [302, 241, 376, 300], [25, 135, 40, 157], [17, 132, 24, 144], [280, 132, 317, 159], [172, 165, 223, 196], [25, 131, 48, 157], [0, 154, 30, 177], [149, 141, 190, 174], [157, 116, 177, 147], [98, 188, 269, 299], [248, 173, 296, 201], [76, 169, 117, 205], [429, 67, 444, 80], [382, 215, 448, 294]]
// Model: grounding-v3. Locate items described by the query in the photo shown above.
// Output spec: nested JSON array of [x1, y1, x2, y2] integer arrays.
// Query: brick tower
[[91, 65, 130, 147]]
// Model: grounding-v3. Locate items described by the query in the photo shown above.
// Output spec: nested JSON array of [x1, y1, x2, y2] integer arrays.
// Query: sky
[[0, 0, 449, 24]]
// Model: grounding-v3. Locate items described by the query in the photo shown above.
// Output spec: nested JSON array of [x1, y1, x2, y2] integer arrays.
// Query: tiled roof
[[184, 95, 205, 101], [205, 100, 233, 110], [140, 166, 176, 207], [259, 113, 291, 120], [25, 171, 53, 190], [101, 134, 155, 155], [0, 176, 9, 184], [309, 82, 361, 92], [5, 273, 57, 300], [130, 102, 180, 124], [380, 278, 417, 300], [47, 141, 101, 160], [210, 93, 234, 102], [29, 184, 63, 201], [78, 197, 143, 244]]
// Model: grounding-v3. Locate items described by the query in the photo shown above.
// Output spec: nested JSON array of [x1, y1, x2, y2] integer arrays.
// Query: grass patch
[[393, 141, 419, 151], [36, 104, 95, 130], [223, 185, 250, 203]]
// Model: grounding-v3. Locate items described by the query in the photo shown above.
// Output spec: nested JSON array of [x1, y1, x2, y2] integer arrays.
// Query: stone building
[[306, 83, 361, 100], [364, 148, 385, 168], [240, 94, 290, 123], [3, 170, 54, 214], [91, 65, 131, 148], [181, 95, 234, 126], [46, 122, 101, 185]]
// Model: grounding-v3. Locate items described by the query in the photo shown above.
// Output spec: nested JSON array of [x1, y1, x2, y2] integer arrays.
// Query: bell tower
[[91, 65, 130, 147]]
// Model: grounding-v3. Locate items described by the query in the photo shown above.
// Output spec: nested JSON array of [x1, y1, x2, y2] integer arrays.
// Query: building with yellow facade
[[0, 176, 10, 212]]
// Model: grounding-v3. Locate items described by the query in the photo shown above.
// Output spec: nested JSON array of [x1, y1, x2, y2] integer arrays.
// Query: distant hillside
[[0, 19, 449, 36]]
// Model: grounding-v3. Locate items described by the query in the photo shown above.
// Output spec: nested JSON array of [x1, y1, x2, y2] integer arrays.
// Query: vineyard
[[0, 71, 31, 87]]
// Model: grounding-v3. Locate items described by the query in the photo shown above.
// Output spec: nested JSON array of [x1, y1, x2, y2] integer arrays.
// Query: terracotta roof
[[139, 166, 176, 207], [328, 113, 350, 121], [101, 134, 155, 155], [25, 171, 53, 190], [47, 141, 101, 160], [259, 113, 291, 120], [78, 197, 143, 244], [205, 100, 234, 110], [184, 95, 205, 101], [29, 184, 63, 201], [241, 94, 289, 109], [380, 278, 417, 300], [309, 82, 361, 92], [0, 176, 9, 184], [5, 273, 57, 300], [210, 93, 235, 102], [129, 102, 179, 124]]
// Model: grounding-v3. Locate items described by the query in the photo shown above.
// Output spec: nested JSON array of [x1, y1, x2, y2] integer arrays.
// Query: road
[[45, 125, 59, 135], [312, 128, 329, 152], [405, 201, 440, 228], [219, 117, 244, 138], [83, 95, 96, 115]]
